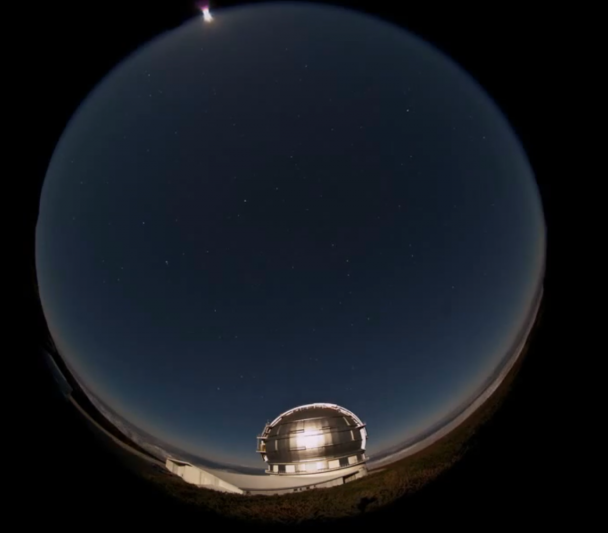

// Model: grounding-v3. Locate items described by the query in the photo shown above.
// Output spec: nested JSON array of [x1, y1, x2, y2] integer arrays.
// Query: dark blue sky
[[36, 3, 545, 467]]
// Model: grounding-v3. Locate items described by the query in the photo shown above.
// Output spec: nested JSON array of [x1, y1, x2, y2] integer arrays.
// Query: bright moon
[[202, 7, 213, 22]]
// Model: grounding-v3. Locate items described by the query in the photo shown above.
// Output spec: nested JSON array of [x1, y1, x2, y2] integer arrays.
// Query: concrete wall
[[166, 458, 367, 496], [243, 465, 368, 495], [166, 459, 244, 494]]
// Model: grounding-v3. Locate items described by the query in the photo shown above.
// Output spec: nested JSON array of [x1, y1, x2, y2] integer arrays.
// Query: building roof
[[266, 403, 365, 429]]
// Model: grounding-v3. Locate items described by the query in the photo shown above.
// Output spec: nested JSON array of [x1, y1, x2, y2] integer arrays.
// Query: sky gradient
[[36, 2, 545, 467]]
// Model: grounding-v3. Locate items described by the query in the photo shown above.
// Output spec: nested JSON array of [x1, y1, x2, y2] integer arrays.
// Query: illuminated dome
[[256, 403, 368, 475]]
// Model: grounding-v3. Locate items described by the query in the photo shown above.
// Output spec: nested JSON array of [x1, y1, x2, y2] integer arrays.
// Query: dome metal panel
[[257, 403, 368, 475]]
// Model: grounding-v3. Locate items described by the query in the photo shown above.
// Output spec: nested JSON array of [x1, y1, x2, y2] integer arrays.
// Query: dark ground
[[16, 0, 569, 529]]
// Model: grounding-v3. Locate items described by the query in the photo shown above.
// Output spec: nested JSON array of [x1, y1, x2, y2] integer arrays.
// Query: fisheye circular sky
[[36, 2, 545, 468]]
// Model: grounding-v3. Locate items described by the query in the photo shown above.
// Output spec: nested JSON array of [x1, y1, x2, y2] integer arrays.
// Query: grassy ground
[[132, 329, 535, 525]]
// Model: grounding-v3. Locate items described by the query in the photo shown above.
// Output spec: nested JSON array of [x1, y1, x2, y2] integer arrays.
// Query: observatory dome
[[256, 403, 368, 475]]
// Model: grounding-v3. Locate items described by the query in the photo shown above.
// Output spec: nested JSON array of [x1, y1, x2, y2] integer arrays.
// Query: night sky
[[36, 2, 545, 468]]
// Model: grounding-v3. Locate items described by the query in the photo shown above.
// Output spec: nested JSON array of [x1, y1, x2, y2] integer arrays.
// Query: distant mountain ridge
[[369, 285, 544, 464], [85, 388, 264, 474]]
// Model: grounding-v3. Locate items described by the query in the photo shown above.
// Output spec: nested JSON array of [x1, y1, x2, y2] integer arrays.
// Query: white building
[[165, 459, 244, 494], [165, 403, 369, 496], [166, 457, 366, 496]]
